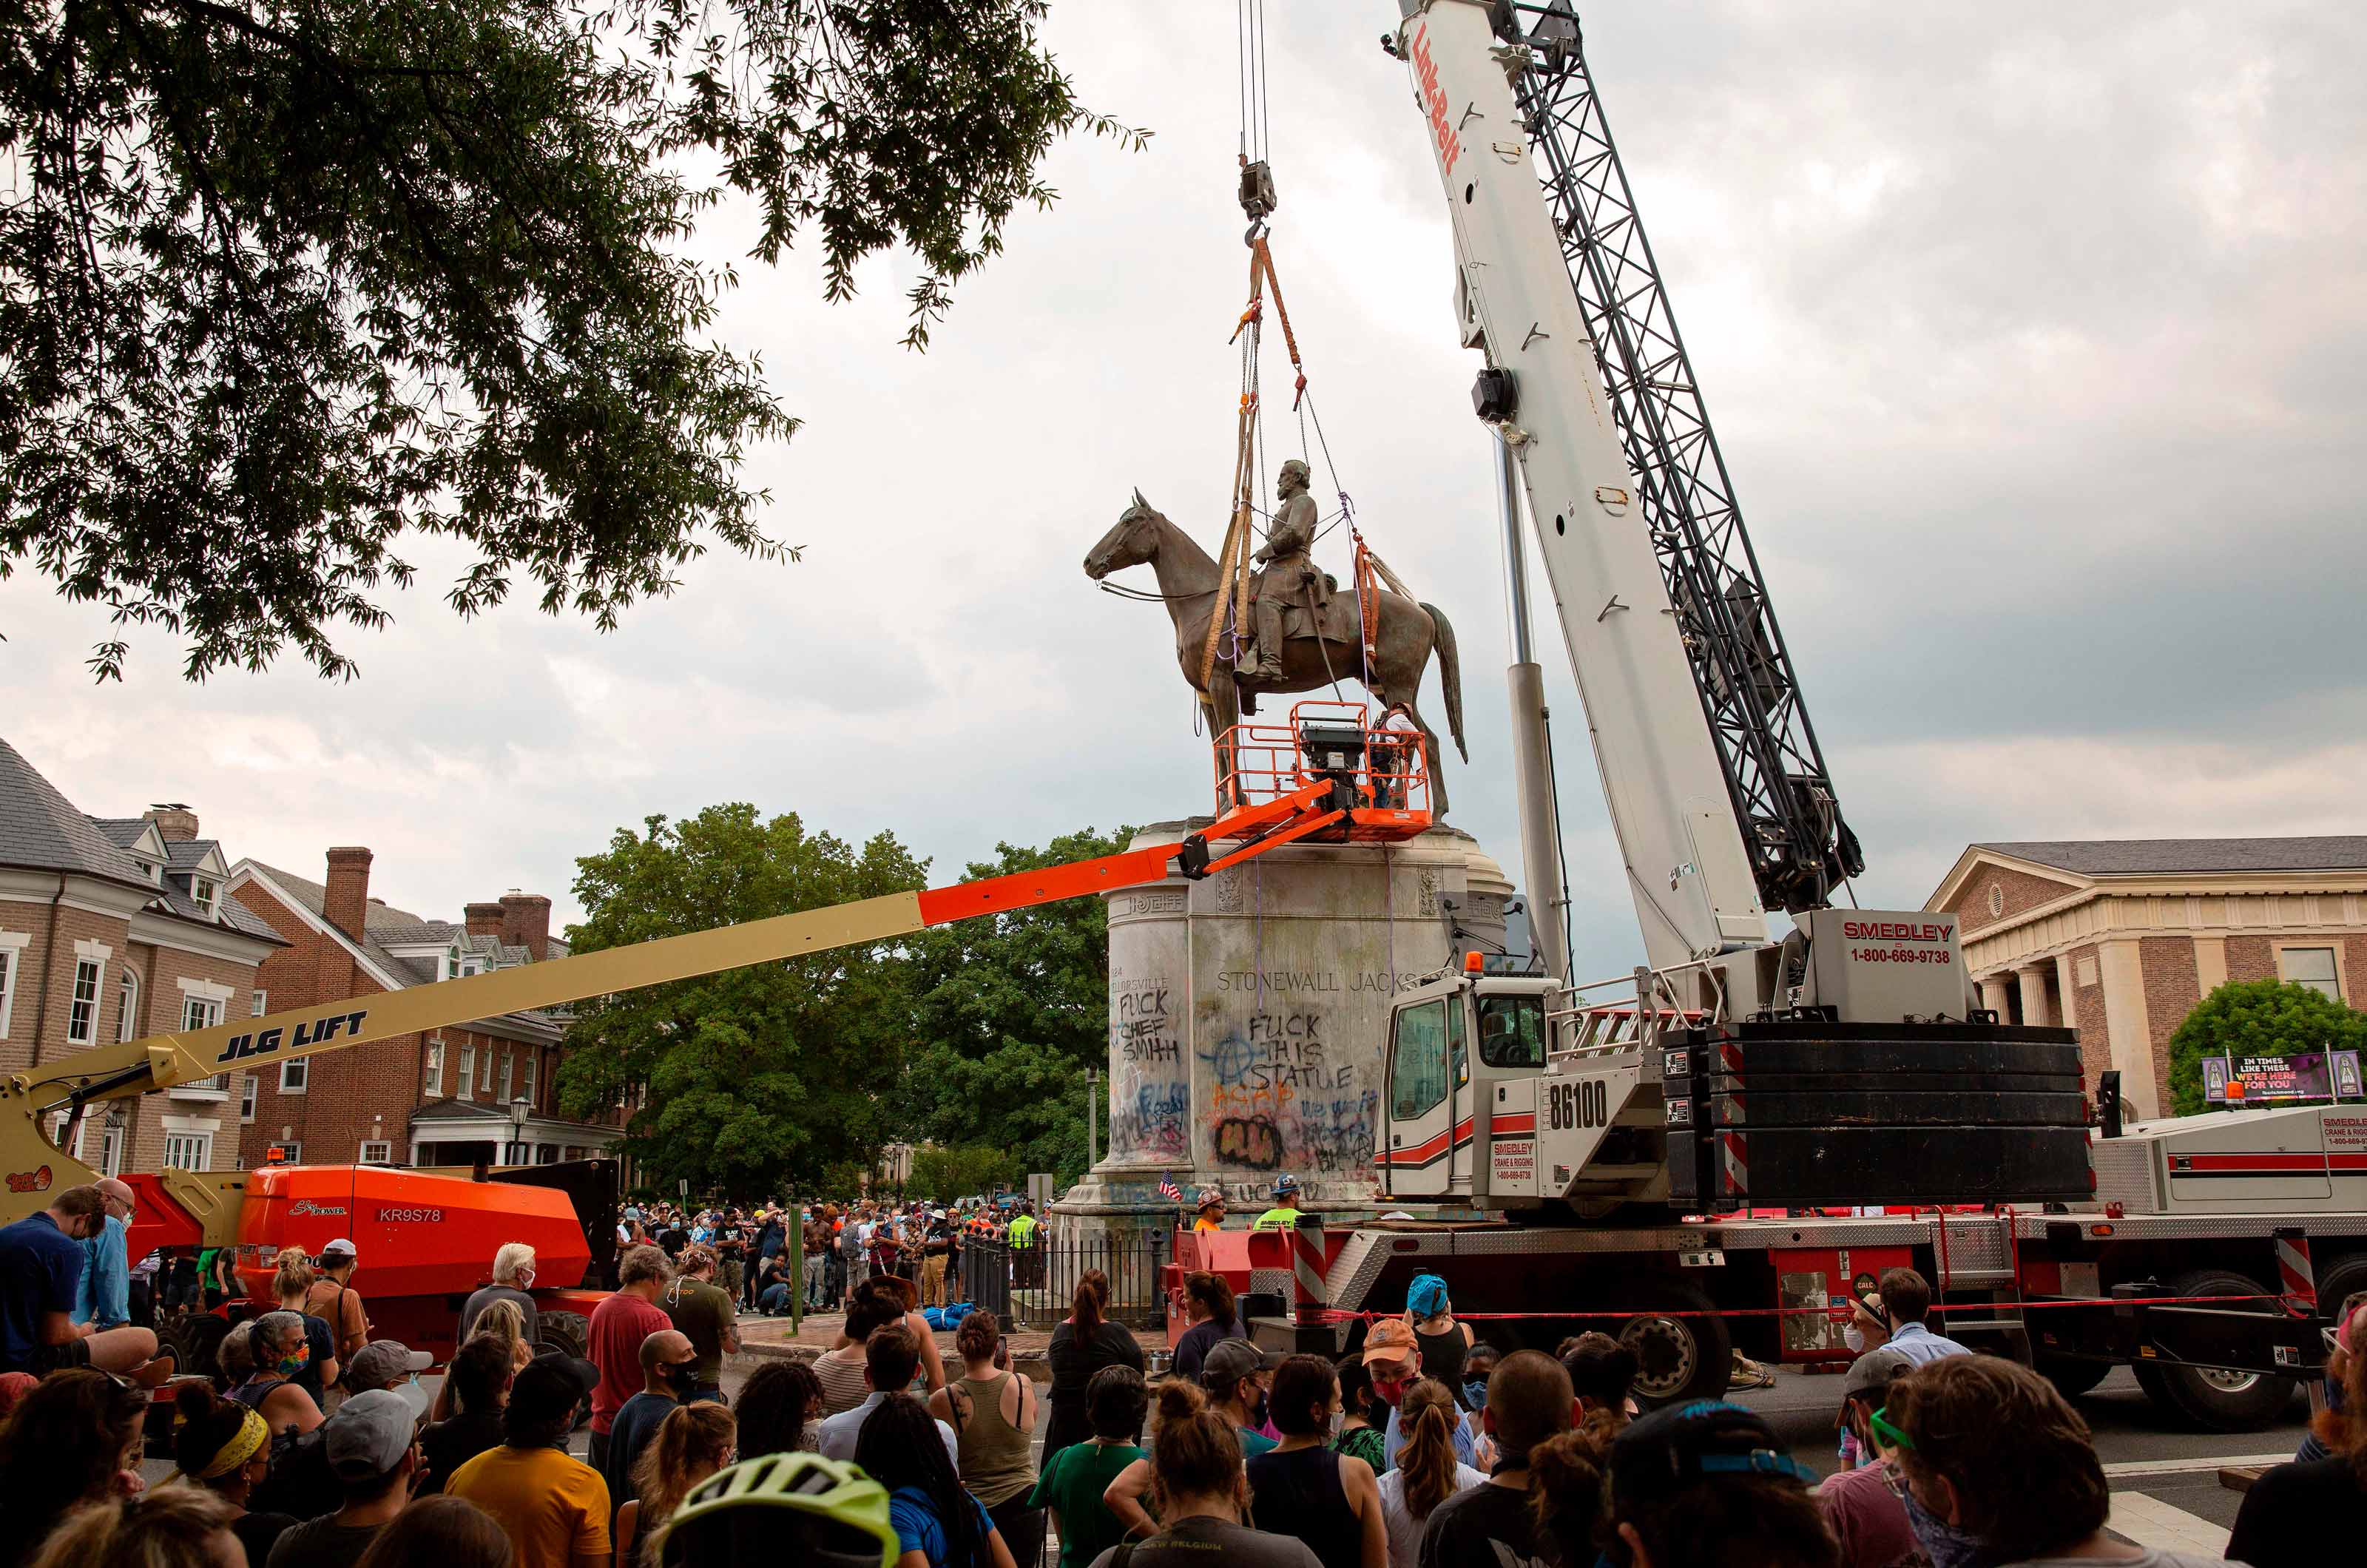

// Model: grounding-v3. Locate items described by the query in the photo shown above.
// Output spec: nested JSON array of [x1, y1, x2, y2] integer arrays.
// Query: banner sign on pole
[[2206, 1052, 2352, 1103]]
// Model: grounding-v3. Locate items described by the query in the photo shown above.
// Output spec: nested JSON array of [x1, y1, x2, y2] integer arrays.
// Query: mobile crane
[[1287, 0, 2359, 1425]]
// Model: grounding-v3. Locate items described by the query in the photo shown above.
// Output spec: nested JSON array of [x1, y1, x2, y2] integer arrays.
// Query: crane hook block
[[1238, 160, 1278, 223], [1471, 366, 1519, 422]]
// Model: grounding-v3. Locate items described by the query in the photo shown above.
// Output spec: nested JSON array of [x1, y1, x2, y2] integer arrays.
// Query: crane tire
[[2133, 1268, 2298, 1432], [1615, 1279, 1731, 1408]]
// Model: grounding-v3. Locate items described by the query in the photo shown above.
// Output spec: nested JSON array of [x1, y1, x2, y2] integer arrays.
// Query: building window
[[502, 1050, 516, 1103], [239, 1076, 256, 1123], [117, 967, 141, 1044], [524, 1052, 537, 1109], [279, 1058, 308, 1095], [458, 1044, 475, 1101], [269, 1140, 301, 1164], [251, 989, 268, 1017], [192, 876, 217, 916], [163, 1132, 212, 1171], [0, 947, 14, 1039], [358, 1140, 392, 1165], [2280, 946, 2341, 1001], [98, 1122, 125, 1177], [425, 1039, 445, 1097], [67, 959, 101, 1044], [178, 996, 229, 1095], [461, 958, 483, 977], [479, 1047, 493, 1095]]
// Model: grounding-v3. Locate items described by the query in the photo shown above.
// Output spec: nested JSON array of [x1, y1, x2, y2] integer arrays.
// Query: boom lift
[[1, 717, 1432, 1246], [1377, 0, 2091, 1213]]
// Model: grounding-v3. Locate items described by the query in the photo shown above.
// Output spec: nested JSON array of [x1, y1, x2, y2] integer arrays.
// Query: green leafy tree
[[906, 1143, 1021, 1203], [896, 827, 1127, 1182], [2, 0, 1144, 680], [2167, 979, 2367, 1115], [556, 803, 926, 1195]]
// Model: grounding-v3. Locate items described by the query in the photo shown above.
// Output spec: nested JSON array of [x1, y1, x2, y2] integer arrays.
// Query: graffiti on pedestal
[[1110, 979, 1189, 1158], [1200, 1008, 1382, 1175]]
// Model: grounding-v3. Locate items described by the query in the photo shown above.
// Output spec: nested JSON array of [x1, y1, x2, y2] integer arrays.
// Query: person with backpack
[[301, 1240, 371, 1376], [261, 1390, 422, 1568]]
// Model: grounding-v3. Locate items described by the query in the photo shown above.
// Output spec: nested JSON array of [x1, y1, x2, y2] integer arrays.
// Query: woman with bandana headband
[[171, 1382, 300, 1564]]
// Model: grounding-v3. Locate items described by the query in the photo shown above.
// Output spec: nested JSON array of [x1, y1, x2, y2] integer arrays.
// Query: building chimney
[[144, 803, 200, 842], [499, 892, 552, 962], [464, 902, 506, 939], [323, 848, 374, 943]]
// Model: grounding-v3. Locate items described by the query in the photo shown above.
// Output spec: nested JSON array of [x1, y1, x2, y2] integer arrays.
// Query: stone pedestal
[[1055, 822, 1510, 1241]]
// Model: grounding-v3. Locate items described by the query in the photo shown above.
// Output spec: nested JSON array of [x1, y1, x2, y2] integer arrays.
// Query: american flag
[[1158, 1173, 1184, 1203]]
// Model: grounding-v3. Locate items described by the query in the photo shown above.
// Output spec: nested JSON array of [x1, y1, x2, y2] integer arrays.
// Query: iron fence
[[962, 1229, 1173, 1332]]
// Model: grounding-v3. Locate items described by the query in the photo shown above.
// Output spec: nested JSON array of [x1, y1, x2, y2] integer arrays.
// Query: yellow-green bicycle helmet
[[653, 1451, 896, 1568]]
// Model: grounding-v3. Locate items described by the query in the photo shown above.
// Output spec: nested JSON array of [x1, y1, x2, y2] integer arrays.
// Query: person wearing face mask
[[603, 1328, 703, 1513], [1363, 1320, 1476, 1473], [1814, 1347, 1919, 1568], [0, 1184, 167, 1380], [1203, 1337, 1286, 1459], [232, 1310, 328, 1439], [1884, 1354, 2218, 1568]]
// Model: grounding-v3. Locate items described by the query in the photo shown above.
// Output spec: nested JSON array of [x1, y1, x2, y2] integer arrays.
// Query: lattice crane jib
[[1490, 0, 1863, 913]]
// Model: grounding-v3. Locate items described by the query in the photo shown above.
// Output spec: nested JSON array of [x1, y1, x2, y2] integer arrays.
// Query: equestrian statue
[[1084, 477, 1468, 816]]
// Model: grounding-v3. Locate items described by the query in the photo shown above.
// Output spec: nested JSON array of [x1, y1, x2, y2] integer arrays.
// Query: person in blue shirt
[[1864, 1268, 1971, 1366], [72, 1178, 136, 1331], [0, 1186, 163, 1379], [854, 1390, 1013, 1568]]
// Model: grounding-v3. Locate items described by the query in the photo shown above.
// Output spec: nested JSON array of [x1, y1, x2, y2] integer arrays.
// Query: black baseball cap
[[510, 1356, 598, 1425], [1610, 1399, 1818, 1502]]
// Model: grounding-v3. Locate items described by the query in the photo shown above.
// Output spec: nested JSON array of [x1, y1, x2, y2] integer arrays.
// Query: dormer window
[[192, 876, 217, 916]]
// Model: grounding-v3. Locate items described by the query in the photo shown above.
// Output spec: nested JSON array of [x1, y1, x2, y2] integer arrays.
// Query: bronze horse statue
[[1084, 493, 1468, 815]]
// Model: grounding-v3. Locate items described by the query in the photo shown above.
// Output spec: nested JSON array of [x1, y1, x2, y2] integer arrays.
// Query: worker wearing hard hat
[[1193, 1189, 1228, 1233], [1252, 1175, 1303, 1231]]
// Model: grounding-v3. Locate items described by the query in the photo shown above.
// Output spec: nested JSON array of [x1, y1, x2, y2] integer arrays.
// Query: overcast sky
[[7, 1, 2363, 973]]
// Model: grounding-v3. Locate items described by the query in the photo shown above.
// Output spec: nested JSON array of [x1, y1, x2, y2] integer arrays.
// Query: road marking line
[[2105, 1492, 2230, 1558], [2101, 1452, 2289, 1477]]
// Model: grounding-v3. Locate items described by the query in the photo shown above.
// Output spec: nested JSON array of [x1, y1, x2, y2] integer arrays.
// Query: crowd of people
[[5, 1172, 2363, 1568], [615, 1194, 1047, 1315]]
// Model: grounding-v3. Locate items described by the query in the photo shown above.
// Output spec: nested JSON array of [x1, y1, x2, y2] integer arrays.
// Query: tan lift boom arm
[[1, 785, 1339, 1216]]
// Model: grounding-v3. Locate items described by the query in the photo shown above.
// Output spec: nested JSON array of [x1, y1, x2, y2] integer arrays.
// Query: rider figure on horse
[[1242, 459, 1326, 683]]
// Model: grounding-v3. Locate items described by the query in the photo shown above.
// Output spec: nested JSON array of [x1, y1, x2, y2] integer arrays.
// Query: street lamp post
[[508, 1095, 532, 1166]]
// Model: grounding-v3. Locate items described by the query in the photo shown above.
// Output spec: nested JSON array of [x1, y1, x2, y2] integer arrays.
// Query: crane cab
[[1378, 967, 1678, 1215]]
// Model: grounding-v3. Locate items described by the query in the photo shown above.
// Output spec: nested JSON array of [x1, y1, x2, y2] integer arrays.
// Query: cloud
[[5, 0, 2360, 982]]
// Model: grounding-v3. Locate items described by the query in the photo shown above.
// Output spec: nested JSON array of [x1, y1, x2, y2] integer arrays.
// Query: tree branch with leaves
[[1, 0, 1145, 678]]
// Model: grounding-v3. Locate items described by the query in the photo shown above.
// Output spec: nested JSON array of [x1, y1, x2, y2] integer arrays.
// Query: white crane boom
[[1397, 0, 1766, 969]]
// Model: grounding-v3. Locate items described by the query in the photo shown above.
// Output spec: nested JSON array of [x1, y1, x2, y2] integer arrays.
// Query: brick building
[[0, 737, 284, 1175], [228, 855, 622, 1169], [1926, 838, 2367, 1123]]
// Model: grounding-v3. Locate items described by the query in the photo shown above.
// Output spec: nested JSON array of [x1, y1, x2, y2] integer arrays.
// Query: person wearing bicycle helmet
[[651, 1451, 897, 1568], [1252, 1175, 1303, 1233]]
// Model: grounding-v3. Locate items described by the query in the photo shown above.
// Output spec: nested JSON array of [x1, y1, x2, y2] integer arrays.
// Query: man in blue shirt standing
[[72, 1178, 136, 1331], [0, 1185, 163, 1379], [1865, 1267, 1971, 1365]]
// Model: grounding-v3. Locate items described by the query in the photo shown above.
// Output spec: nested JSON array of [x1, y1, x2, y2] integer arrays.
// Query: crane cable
[[1209, 0, 1377, 697]]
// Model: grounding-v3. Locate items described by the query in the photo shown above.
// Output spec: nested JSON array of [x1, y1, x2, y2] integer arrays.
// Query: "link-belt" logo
[[213, 1009, 370, 1064], [1408, 24, 1462, 176]]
